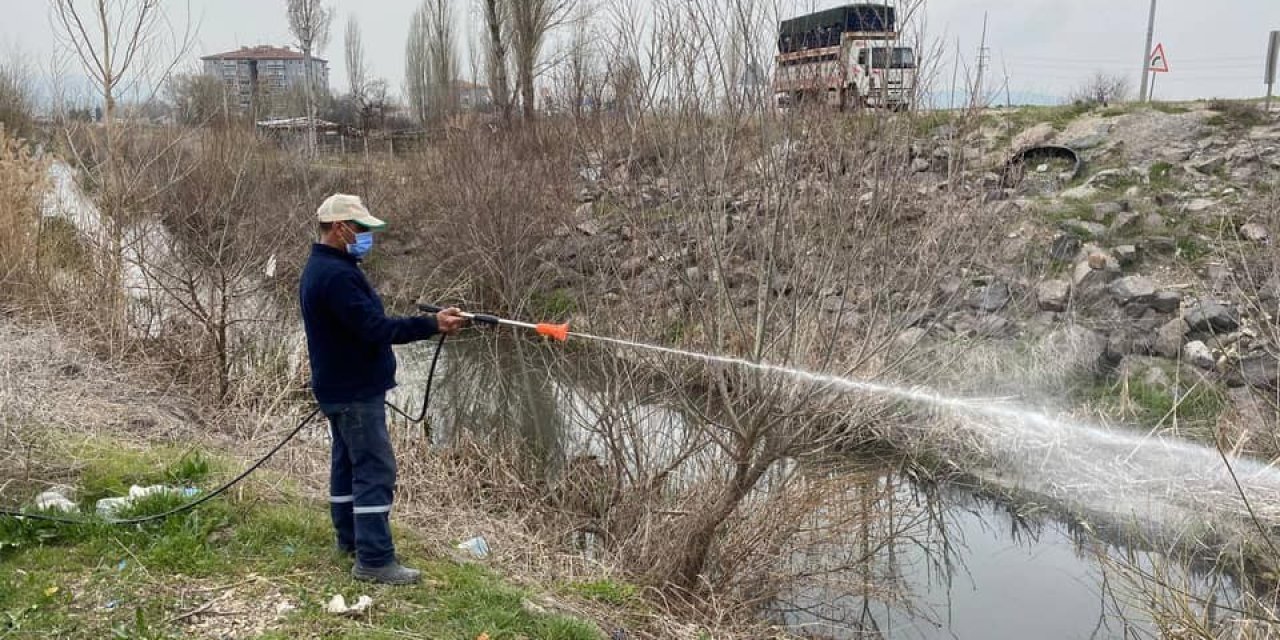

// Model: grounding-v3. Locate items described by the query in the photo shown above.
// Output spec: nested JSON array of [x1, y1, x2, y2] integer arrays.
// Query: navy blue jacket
[[300, 244, 438, 404]]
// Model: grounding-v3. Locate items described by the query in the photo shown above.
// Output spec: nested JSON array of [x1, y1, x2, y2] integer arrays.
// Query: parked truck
[[773, 4, 916, 111]]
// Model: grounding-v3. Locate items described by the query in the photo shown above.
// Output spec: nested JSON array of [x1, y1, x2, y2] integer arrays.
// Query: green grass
[[1148, 161, 1176, 190], [1012, 103, 1094, 132], [1150, 102, 1191, 115], [531, 288, 577, 319], [562, 579, 640, 607], [1175, 235, 1212, 262], [1206, 99, 1268, 129], [1, 443, 605, 640], [1077, 370, 1227, 442]]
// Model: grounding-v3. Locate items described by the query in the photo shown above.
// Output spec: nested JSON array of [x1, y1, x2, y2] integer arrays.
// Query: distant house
[[200, 45, 329, 117]]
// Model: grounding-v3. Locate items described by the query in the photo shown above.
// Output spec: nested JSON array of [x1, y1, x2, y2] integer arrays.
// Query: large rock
[[1049, 234, 1082, 262], [1105, 329, 1155, 366], [1225, 353, 1279, 391], [1111, 212, 1142, 234], [1151, 290, 1182, 314], [1060, 218, 1107, 239], [1183, 340, 1216, 369], [1184, 198, 1217, 213], [1037, 280, 1071, 312], [1227, 387, 1276, 436], [1109, 276, 1157, 305], [1091, 201, 1126, 220], [1088, 168, 1142, 190], [1155, 317, 1189, 358], [1184, 301, 1240, 333], [1113, 244, 1139, 266], [968, 282, 1012, 312], [1240, 223, 1270, 242], [1012, 123, 1056, 151], [1073, 260, 1120, 293]]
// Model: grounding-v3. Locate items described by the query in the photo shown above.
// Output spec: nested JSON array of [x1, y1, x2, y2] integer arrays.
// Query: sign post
[[1147, 43, 1170, 102], [1267, 31, 1279, 112]]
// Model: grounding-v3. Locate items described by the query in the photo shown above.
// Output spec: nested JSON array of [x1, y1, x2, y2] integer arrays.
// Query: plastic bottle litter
[[95, 485, 199, 518], [456, 536, 490, 559], [34, 490, 78, 513]]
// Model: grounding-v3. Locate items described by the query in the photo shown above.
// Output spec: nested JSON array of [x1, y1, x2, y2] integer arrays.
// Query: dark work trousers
[[319, 392, 397, 568]]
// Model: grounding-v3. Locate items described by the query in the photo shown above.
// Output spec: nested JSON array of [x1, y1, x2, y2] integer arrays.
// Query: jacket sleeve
[[326, 271, 439, 345]]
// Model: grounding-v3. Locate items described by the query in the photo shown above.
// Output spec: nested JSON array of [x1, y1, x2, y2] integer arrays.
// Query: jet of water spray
[[568, 330, 1280, 535]]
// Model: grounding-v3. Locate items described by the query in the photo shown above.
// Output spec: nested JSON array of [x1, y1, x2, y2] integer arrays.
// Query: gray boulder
[[1113, 244, 1139, 266], [1091, 201, 1125, 220], [1049, 234, 1082, 262], [1240, 223, 1270, 243], [1184, 301, 1240, 333], [1060, 218, 1107, 239], [1151, 290, 1182, 314], [968, 282, 1012, 312], [1225, 353, 1279, 391], [1109, 276, 1157, 305], [1182, 340, 1216, 369], [1155, 317, 1189, 358], [1037, 280, 1071, 312]]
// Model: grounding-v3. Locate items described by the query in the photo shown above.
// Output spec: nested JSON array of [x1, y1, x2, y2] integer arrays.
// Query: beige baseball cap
[[316, 193, 386, 230]]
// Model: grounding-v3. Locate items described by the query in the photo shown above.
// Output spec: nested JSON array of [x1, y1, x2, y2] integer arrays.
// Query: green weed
[[0, 440, 605, 639], [564, 578, 640, 606]]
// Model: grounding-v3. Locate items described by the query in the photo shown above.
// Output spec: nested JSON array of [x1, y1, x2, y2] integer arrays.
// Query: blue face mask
[[347, 231, 375, 259]]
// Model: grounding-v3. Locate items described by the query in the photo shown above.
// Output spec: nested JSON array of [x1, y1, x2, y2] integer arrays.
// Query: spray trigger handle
[[417, 303, 499, 327]]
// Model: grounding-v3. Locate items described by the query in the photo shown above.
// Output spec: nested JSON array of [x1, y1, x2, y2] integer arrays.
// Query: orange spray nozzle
[[535, 323, 570, 341]]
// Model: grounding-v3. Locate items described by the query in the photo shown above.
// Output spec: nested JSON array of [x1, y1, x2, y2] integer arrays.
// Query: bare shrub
[[1070, 72, 1131, 106], [377, 126, 576, 311]]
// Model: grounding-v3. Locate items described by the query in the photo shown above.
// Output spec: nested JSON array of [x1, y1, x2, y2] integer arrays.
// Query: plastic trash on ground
[[326, 594, 373, 615], [34, 490, 78, 513], [456, 536, 490, 559], [95, 484, 199, 518]]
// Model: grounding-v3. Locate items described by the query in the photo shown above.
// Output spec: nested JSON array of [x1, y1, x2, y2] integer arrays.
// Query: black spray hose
[[0, 332, 452, 525]]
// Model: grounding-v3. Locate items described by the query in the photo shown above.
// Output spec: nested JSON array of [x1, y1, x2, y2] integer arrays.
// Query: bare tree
[[558, 3, 600, 119], [509, 0, 575, 120], [50, 0, 190, 344], [1071, 72, 1131, 107], [405, 0, 458, 125], [0, 56, 35, 138], [287, 0, 333, 156], [168, 72, 231, 126], [482, 0, 514, 123], [51, 0, 166, 127], [344, 14, 365, 101]]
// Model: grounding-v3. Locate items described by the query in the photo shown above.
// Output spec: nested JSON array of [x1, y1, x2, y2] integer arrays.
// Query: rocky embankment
[[539, 102, 1279, 450]]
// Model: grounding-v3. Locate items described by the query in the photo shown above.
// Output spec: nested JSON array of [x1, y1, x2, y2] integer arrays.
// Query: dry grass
[[0, 128, 48, 305]]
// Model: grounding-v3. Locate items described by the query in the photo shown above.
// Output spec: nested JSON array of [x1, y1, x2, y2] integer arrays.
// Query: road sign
[[1148, 43, 1170, 73]]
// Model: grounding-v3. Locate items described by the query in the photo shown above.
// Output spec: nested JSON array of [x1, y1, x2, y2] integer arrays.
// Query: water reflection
[[391, 338, 1251, 639]]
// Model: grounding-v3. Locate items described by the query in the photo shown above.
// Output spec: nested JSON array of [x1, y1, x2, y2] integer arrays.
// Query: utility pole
[[1266, 30, 1279, 112], [972, 12, 989, 109], [1138, 0, 1157, 101]]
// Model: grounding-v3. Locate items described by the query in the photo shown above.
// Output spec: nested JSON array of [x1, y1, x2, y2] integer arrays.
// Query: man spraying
[[299, 193, 465, 585]]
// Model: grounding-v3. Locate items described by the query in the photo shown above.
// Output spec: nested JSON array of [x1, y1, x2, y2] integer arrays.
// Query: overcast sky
[[3, 0, 1278, 106]]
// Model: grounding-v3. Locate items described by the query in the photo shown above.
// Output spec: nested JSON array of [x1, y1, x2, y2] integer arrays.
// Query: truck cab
[[848, 44, 916, 110]]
